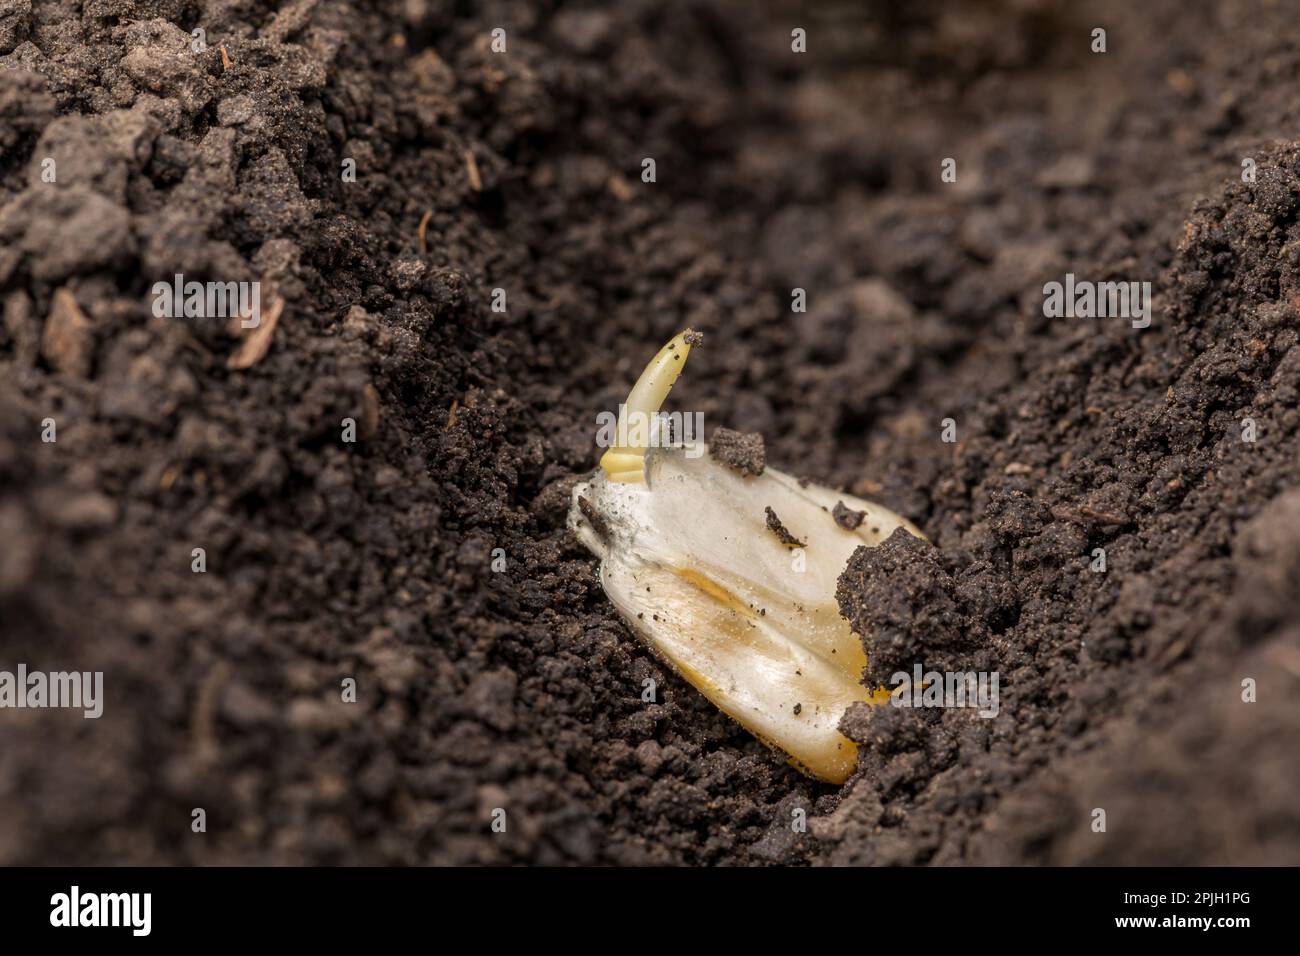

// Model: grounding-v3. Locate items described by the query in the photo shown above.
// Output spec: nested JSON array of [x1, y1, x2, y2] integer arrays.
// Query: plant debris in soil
[[1, 0, 1298, 866]]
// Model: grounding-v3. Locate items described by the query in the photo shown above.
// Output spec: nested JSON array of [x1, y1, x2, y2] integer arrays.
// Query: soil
[[1, 0, 1298, 865], [709, 426, 765, 476]]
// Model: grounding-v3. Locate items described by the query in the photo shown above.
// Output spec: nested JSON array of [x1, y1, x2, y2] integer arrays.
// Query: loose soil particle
[[709, 426, 766, 476], [832, 501, 865, 531], [764, 506, 805, 548]]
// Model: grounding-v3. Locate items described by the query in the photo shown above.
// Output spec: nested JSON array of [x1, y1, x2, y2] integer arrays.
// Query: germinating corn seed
[[568, 330, 924, 783]]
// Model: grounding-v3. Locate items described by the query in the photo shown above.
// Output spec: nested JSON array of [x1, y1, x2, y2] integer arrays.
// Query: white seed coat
[[570, 443, 923, 783]]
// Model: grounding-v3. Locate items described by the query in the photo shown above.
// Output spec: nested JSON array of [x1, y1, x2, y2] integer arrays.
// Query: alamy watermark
[[1043, 273, 1151, 329], [595, 407, 705, 458], [152, 273, 261, 328], [0, 664, 103, 718], [889, 664, 999, 718], [50, 886, 151, 936]]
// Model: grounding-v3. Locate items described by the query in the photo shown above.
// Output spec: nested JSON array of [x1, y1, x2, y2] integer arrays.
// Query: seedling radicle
[[568, 330, 925, 783]]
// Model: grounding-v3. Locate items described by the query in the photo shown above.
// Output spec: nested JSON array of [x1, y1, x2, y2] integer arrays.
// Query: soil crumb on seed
[[835, 529, 977, 689], [832, 501, 866, 530], [710, 427, 766, 476], [764, 506, 805, 547]]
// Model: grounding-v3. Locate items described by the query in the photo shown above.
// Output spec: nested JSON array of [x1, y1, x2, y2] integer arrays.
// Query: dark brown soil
[[709, 426, 765, 476], [1, 0, 1297, 865]]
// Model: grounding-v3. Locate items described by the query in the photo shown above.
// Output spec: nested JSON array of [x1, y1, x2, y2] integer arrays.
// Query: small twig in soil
[[418, 210, 432, 254], [607, 175, 634, 201], [227, 295, 285, 370], [191, 661, 231, 761], [464, 151, 482, 192], [1053, 504, 1130, 526]]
